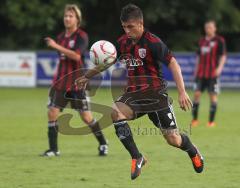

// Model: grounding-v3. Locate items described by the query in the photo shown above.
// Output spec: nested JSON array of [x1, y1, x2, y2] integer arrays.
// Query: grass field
[[0, 87, 240, 188]]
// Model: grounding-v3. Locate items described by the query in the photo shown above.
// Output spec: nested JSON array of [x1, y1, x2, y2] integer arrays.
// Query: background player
[[42, 4, 108, 157], [192, 20, 227, 127], [76, 4, 204, 180]]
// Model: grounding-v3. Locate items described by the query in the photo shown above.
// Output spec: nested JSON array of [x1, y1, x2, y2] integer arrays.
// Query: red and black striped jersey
[[196, 35, 226, 79], [116, 30, 173, 92], [52, 28, 88, 91]]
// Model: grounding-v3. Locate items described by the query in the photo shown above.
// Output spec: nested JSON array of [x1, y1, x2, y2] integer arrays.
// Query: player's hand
[[45, 37, 58, 49], [75, 76, 89, 90], [178, 91, 193, 111], [214, 68, 222, 77]]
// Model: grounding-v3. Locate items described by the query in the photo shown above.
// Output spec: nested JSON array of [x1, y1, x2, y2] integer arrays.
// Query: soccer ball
[[89, 40, 117, 65]]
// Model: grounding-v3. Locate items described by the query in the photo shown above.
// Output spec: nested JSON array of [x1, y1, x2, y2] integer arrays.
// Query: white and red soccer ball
[[89, 40, 117, 65]]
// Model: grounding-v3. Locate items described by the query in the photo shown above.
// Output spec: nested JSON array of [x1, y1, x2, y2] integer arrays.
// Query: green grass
[[0, 87, 240, 188]]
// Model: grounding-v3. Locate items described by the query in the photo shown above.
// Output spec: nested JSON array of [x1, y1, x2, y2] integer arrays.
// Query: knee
[[164, 133, 182, 147], [194, 92, 201, 102], [82, 115, 93, 125], [111, 109, 117, 120], [210, 95, 218, 103], [80, 114, 94, 125], [48, 108, 59, 120], [111, 108, 126, 122]]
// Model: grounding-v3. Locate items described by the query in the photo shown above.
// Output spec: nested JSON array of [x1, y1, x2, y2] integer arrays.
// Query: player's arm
[[154, 40, 192, 111], [45, 37, 81, 62], [215, 37, 227, 77], [193, 55, 200, 78], [194, 40, 202, 79], [75, 61, 115, 89], [215, 54, 226, 77], [168, 57, 192, 111]]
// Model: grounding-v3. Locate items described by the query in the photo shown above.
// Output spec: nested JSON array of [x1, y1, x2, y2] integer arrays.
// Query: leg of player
[[41, 107, 60, 157], [148, 109, 204, 173], [79, 111, 108, 156], [111, 102, 147, 180], [163, 131, 204, 173], [208, 93, 218, 127], [192, 90, 201, 127]]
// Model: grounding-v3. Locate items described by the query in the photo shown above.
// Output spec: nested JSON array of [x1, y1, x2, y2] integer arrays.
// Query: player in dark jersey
[[76, 4, 204, 180], [41, 4, 108, 157], [192, 20, 226, 127]]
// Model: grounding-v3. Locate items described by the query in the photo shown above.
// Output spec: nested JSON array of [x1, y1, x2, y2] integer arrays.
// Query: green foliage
[[0, 0, 240, 51]]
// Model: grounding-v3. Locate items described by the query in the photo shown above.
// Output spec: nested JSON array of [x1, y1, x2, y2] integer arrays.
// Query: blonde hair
[[64, 4, 82, 27]]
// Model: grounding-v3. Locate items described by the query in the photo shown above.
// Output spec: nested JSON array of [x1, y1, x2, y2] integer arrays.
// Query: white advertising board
[[0, 52, 36, 87]]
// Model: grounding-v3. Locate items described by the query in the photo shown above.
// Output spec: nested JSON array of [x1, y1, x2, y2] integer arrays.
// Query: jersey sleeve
[[114, 41, 119, 58], [74, 33, 89, 55], [153, 40, 173, 66], [56, 33, 64, 56], [218, 37, 226, 56], [196, 39, 201, 55]]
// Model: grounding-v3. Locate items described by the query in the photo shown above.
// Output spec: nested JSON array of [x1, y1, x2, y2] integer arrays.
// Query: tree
[[0, 0, 240, 51]]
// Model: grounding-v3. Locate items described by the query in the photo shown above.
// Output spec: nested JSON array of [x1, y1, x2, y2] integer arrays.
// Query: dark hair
[[120, 4, 143, 22], [205, 19, 216, 26]]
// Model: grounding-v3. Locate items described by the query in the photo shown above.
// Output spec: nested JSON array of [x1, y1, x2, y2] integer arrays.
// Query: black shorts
[[193, 78, 220, 94], [48, 89, 90, 112], [115, 89, 177, 130]]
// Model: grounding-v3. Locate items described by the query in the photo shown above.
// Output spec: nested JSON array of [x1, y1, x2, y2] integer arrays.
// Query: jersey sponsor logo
[[119, 54, 143, 70], [138, 48, 146, 58], [60, 53, 66, 60], [200, 41, 216, 54], [210, 41, 215, 47], [201, 46, 210, 54], [69, 40, 75, 48]]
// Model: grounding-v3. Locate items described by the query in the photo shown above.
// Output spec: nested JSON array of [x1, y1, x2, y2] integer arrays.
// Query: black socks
[[192, 101, 217, 123], [192, 102, 199, 120], [89, 119, 107, 145], [180, 133, 197, 158], [209, 102, 217, 122], [114, 120, 141, 159], [48, 121, 58, 151]]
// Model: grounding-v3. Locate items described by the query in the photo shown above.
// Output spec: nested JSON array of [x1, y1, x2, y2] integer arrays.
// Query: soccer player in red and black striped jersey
[[76, 4, 204, 179], [192, 20, 227, 127], [41, 4, 108, 157]]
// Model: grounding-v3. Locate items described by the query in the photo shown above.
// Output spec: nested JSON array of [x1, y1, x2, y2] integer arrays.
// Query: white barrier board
[[0, 52, 36, 87]]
